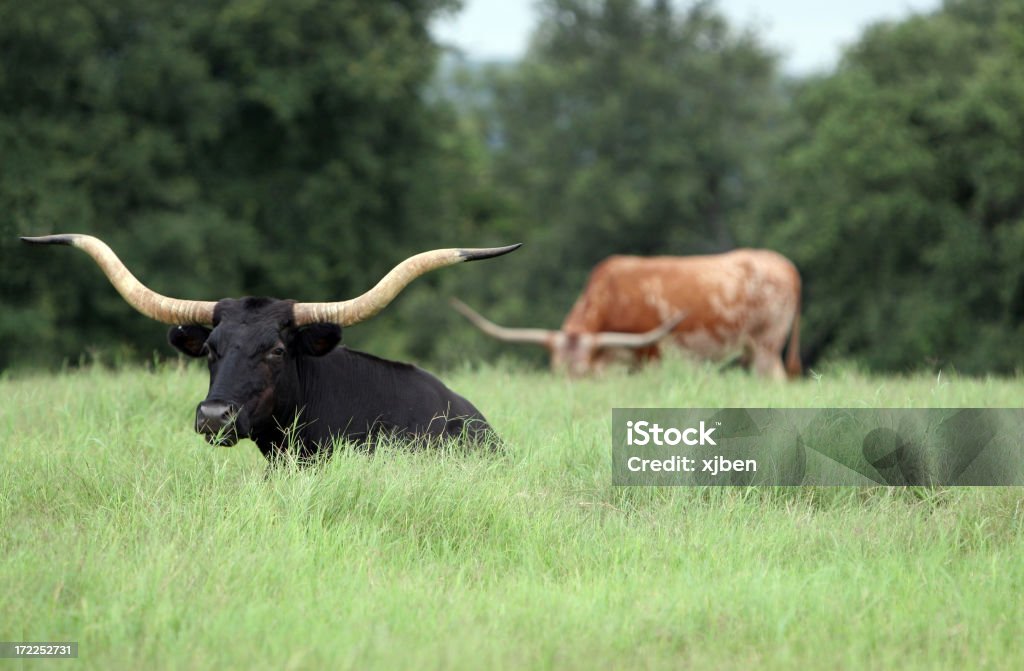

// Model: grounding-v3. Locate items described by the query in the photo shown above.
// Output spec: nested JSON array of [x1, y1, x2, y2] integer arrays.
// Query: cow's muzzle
[[195, 400, 241, 446]]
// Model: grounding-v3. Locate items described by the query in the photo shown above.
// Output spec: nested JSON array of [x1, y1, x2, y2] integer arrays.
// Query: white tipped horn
[[293, 245, 522, 326], [592, 312, 687, 349], [450, 298, 554, 346], [21, 234, 216, 324]]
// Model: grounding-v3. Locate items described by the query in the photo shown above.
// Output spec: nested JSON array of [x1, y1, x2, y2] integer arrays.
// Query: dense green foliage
[[2, 0, 1022, 373], [0, 0, 472, 369], [3, 361, 1023, 668], [754, 0, 1024, 372]]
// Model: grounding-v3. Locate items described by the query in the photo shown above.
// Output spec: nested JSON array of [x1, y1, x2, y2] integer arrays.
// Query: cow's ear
[[168, 325, 211, 358], [296, 323, 341, 357]]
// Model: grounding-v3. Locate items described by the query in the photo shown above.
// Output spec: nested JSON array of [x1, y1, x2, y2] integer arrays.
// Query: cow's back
[[295, 348, 496, 451]]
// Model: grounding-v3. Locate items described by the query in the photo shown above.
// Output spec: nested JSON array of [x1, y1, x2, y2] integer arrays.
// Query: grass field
[[2, 357, 1022, 670]]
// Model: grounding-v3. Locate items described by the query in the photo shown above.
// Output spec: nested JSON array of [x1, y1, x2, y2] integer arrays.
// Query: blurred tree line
[[753, 0, 1024, 372], [2, 0, 1022, 374]]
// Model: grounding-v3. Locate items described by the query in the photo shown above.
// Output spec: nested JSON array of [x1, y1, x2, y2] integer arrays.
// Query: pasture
[[2, 357, 1022, 670]]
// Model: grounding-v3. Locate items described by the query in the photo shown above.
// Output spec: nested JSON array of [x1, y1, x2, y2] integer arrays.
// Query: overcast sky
[[433, 0, 942, 74]]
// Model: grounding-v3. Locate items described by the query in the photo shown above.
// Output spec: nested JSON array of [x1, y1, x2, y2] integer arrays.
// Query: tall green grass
[[1, 358, 1022, 670]]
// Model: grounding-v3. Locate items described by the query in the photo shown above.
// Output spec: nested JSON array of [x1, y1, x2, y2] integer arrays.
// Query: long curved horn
[[450, 299, 554, 346], [294, 244, 521, 326], [21, 234, 216, 324], [592, 312, 688, 349]]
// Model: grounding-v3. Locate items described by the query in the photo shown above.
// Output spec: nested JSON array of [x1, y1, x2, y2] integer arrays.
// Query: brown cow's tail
[[786, 297, 802, 379]]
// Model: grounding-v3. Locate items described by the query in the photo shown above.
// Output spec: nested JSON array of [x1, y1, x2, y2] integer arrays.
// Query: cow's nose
[[195, 401, 237, 435]]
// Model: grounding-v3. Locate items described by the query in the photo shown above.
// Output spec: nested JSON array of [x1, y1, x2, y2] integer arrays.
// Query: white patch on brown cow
[[710, 295, 744, 323], [641, 278, 674, 320], [676, 327, 726, 359]]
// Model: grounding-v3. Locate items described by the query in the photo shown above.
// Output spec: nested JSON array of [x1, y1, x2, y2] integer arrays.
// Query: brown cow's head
[[450, 299, 684, 378]]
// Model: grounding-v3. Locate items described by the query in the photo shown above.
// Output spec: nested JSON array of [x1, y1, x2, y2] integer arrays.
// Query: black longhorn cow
[[22, 234, 519, 461]]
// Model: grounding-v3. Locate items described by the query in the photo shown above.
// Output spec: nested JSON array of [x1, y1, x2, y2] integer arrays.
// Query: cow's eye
[[267, 347, 286, 359]]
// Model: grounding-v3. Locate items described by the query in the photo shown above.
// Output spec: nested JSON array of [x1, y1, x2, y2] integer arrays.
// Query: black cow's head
[[21, 234, 520, 444], [168, 298, 341, 445]]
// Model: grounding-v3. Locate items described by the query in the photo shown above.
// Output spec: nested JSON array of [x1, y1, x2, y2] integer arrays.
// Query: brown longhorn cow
[[452, 249, 802, 380]]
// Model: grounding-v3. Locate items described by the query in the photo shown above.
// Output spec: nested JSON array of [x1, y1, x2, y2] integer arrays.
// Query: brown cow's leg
[[751, 347, 786, 381], [738, 342, 755, 371]]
